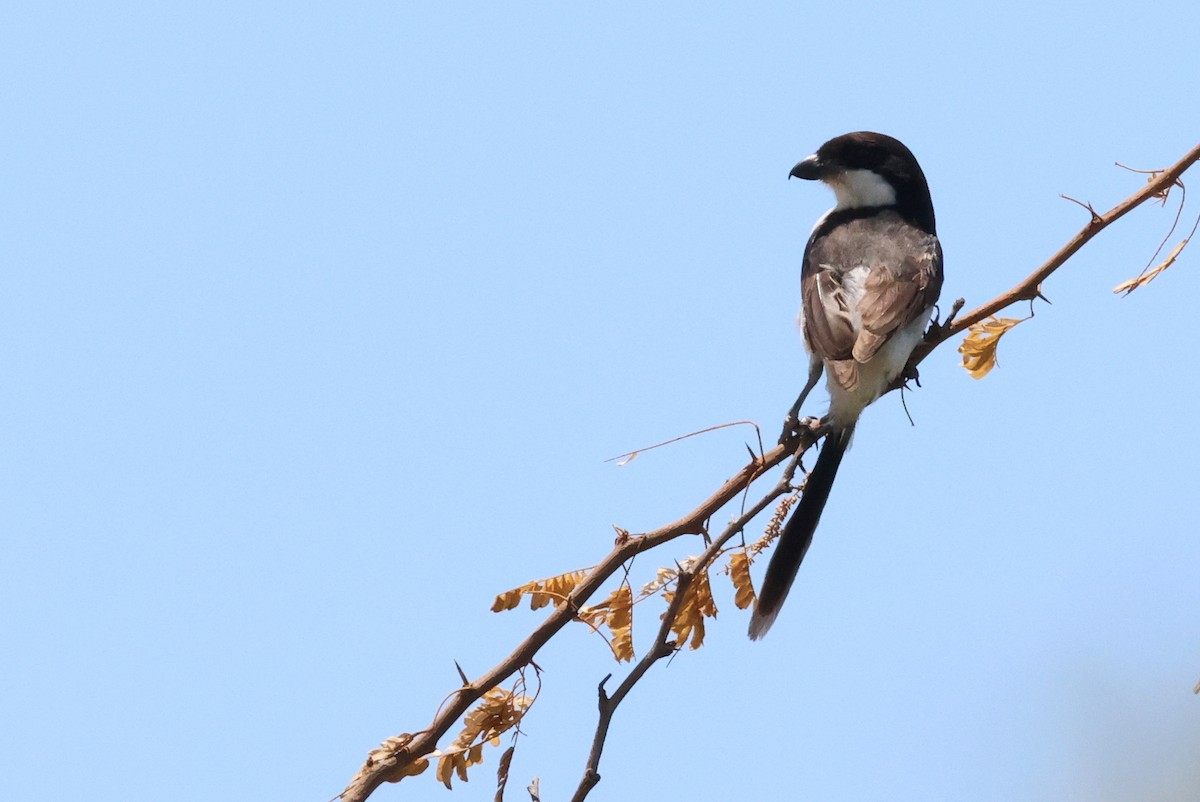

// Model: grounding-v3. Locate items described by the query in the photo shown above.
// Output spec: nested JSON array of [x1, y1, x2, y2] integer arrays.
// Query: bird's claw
[[779, 414, 819, 445], [778, 415, 800, 444]]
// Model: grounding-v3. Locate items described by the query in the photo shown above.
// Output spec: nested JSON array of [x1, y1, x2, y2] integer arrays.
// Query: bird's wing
[[853, 228, 943, 363], [802, 213, 943, 369]]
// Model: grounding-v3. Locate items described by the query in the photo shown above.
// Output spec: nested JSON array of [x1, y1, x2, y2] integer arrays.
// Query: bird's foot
[[900, 364, 922, 388], [778, 415, 799, 445], [779, 414, 821, 446]]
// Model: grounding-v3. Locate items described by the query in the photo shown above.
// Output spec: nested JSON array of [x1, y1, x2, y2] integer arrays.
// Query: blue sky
[[3, 3, 1198, 800]]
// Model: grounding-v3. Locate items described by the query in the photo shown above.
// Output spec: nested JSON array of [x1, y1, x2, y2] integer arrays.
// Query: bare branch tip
[[1115, 161, 1164, 177]]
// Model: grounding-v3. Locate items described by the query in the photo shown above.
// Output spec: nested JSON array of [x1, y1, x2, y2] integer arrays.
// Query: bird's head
[[790, 131, 936, 233]]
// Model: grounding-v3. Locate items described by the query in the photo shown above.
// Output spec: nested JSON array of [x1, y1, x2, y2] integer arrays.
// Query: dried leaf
[[492, 570, 590, 613], [665, 569, 718, 650], [577, 585, 636, 662], [728, 551, 756, 610], [740, 494, 798, 563], [490, 588, 524, 613], [958, 316, 1026, 380], [607, 585, 634, 661], [356, 733, 431, 786], [436, 753, 454, 789], [639, 566, 678, 598], [401, 757, 429, 778], [434, 687, 535, 790], [1114, 239, 1188, 295]]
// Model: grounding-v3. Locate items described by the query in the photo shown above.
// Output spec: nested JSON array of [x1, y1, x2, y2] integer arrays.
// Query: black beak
[[789, 155, 822, 181]]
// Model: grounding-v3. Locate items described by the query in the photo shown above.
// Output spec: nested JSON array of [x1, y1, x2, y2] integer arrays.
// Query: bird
[[748, 132, 944, 640]]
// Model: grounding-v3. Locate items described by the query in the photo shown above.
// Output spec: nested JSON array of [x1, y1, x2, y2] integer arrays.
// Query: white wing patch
[[840, 264, 870, 330]]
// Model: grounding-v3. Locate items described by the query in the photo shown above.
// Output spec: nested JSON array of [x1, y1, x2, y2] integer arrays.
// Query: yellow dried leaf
[[432, 684, 536, 791], [604, 585, 632, 628], [492, 570, 589, 614], [575, 605, 607, 628], [729, 551, 756, 610], [436, 753, 454, 789], [958, 316, 1026, 380], [359, 734, 431, 786], [639, 567, 678, 598], [490, 588, 524, 612], [528, 585, 551, 610], [665, 569, 718, 650], [607, 585, 634, 662], [401, 757, 429, 778], [577, 585, 636, 661], [610, 623, 634, 662], [1114, 239, 1188, 295]]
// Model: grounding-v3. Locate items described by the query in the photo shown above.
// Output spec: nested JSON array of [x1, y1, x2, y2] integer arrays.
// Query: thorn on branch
[[454, 661, 470, 687], [1061, 194, 1103, 225]]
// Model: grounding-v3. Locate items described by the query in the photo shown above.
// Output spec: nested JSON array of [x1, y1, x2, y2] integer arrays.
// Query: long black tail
[[748, 424, 854, 640]]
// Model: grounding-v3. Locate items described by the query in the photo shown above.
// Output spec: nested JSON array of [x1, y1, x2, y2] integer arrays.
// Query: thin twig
[[1126, 179, 1188, 287], [605, 420, 763, 465], [906, 141, 1200, 372], [339, 431, 817, 802], [569, 459, 802, 802]]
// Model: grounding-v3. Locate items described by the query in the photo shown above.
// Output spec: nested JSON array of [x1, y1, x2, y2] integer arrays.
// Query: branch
[[568, 460, 802, 802], [339, 141, 1200, 802], [908, 141, 1200, 370], [340, 429, 820, 802]]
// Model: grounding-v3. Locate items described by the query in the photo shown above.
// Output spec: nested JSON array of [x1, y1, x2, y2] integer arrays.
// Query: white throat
[[828, 169, 896, 209]]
